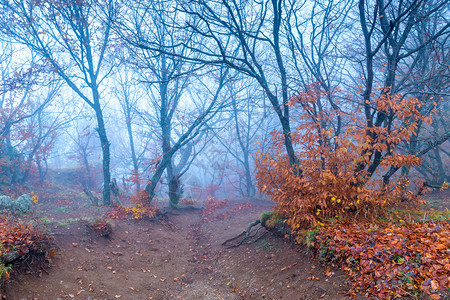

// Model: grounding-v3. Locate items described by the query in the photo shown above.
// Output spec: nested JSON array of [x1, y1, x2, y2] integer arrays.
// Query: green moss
[[265, 214, 285, 229], [305, 230, 316, 244], [389, 208, 450, 222], [52, 206, 70, 213], [0, 244, 11, 284], [259, 211, 276, 225], [55, 218, 77, 227]]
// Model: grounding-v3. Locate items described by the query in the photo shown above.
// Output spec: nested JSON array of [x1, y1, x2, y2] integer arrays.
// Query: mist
[[0, 0, 448, 298]]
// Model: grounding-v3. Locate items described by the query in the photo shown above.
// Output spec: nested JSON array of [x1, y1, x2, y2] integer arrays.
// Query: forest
[[0, 0, 449, 299]]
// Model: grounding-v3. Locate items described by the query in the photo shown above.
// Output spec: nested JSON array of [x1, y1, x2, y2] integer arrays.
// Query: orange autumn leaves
[[107, 190, 158, 220], [255, 86, 446, 298], [313, 221, 449, 299], [0, 217, 51, 282], [255, 88, 428, 227]]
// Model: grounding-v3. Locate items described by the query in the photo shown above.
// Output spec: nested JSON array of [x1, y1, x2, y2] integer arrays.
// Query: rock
[[0, 195, 12, 210], [0, 194, 32, 215], [2, 251, 19, 263], [13, 194, 32, 214]]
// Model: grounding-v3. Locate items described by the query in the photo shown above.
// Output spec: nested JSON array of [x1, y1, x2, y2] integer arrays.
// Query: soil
[[4, 197, 353, 300], [5, 186, 447, 300]]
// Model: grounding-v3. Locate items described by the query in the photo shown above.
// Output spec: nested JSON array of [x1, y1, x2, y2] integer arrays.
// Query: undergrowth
[[82, 218, 113, 237], [106, 190, 159, 220], [0, 216, 51, 288], [308, 218, 449, 299]]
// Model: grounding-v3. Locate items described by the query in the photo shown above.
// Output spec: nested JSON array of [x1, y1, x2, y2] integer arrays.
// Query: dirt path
[[6, 200, 352, 300]]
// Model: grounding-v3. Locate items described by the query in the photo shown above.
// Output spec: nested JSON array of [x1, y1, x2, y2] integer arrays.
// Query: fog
[[0, 0, 448, 207], [0, 1, 449, 298]]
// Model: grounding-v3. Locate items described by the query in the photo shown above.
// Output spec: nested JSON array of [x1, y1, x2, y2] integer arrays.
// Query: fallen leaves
[[324, 269, 333, 277], [312, 220, 450, 298]]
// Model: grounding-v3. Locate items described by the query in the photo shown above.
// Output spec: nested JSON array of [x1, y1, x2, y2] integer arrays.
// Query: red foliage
[[85, 219, 112, 237], [129, 190, 152, 206], [55, 200, 74, 206], [201, 197, 229, 221], [201, 197, 261, 223], [255, 89, 427, 228], [0, 184, 31, 200], [254, 86, 445, 298], [105, 205, 129, 220], [0, 217, 51, 282], [312, 220, 449, 299], [106, 190, 159, 220], [0, 217, 50, 258], [126, 169, 140, 185], [179, 198, 198, 206]]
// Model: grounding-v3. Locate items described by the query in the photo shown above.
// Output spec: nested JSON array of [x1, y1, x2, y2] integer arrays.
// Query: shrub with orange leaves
[[107, 190, 158, 220], [255, 88, 428, 229], [129, 190, 152, 206], [84, 218, 113, 237], [255, 86, 445, 298], [0, 216, 51, 285]]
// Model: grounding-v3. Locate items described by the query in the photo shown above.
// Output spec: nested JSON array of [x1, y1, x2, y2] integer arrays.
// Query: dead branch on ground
[[222, 219, 268, 248]]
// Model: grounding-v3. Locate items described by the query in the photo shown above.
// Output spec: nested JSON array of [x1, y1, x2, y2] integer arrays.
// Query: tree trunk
[[83, 186, 99, 206], [168, 169, 182, 208], [145, 151, 173, 200], [126, 116, 140, 192], [281, 116, 299, 172], [110, 178, 121, 205], [94, 99, 111, 205], [243, 152, 255, 198], [432, 147, 445, 185], [37, 159, 48, 184]]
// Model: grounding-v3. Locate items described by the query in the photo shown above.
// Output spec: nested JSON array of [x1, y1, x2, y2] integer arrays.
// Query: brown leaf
[[431, 279, 439, 290]]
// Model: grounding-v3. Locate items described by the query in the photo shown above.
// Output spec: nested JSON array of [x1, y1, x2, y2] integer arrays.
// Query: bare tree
[[0, 0, 117, 204], [394, 1, 450, 185], [118, 0, 303, 172], [115, 0, 232, 207], [353, 0, 450, 184], [139, 66, 230, 207], [112, 61, 144, 192], [0, 40, 62, 186], [212, 79, 271, 198], [286, 0, 354, 139]]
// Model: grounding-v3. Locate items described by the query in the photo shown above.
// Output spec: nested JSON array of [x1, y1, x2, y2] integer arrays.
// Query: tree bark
[[168, 171, 182, 208], [243, 153, 256, 198], [126, 119, 140, 192], [94, 98, 111, 205]]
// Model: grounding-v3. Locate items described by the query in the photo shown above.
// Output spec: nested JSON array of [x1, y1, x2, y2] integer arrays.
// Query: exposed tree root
[[83, 187, 99, 206], [222, 219, 268, 248], [154, 210, 178, 230]]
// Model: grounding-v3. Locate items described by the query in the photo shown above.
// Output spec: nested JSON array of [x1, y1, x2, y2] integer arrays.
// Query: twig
[[315, 286, 328, 293]]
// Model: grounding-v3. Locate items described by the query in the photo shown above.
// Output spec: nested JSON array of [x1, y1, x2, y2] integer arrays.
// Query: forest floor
[[4, 194, 357, 300], [4, 186, 449, 300]]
